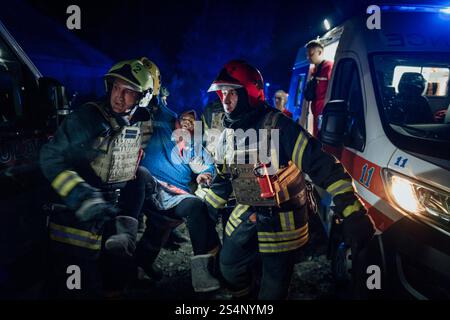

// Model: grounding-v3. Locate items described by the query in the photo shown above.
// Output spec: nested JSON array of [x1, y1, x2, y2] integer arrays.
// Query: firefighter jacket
[[40, 101, 144, 209], [204, 105, 364, 254], [39, 102, 144, 256]]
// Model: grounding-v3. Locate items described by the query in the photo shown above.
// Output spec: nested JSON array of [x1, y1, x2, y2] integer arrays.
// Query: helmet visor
[[106, 73, 142, 93], [207, 82, 243, 93]]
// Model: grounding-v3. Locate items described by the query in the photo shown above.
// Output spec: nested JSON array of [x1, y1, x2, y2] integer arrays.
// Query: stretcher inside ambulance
[[289, 5, 450, 299]]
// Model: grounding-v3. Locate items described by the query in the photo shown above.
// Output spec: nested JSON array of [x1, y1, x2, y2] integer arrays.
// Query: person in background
[[273, 90, 292, 118], [304, 40, 333, 137]]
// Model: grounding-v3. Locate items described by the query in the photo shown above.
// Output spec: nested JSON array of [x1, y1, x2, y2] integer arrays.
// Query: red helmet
[[208, 60, 265, 107]]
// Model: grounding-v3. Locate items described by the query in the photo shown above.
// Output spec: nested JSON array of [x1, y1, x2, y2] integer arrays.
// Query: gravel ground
[[129, 212, 336, 300]]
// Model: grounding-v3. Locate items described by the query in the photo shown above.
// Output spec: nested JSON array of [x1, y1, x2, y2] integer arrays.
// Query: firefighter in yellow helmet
[[203, 60, 375, 299], [40, 59, 156, 297]]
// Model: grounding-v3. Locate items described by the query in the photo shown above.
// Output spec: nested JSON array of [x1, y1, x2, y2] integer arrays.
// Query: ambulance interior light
[[382, 169, 450, 227]]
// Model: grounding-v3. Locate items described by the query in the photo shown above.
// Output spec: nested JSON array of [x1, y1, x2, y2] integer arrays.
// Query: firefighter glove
[[75, 192, 119, 222]]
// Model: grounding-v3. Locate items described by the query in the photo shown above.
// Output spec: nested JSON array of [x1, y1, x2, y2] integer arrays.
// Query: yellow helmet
[[104, 59, 154, 108], [140, 57, 161, 96]]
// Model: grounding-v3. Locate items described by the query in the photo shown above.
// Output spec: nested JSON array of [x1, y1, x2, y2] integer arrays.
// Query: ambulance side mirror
[[319, 100, 348, 147]]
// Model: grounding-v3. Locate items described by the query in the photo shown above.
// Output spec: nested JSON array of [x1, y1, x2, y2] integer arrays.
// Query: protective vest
[[140, 118, 153, 149], [89, 103, 142, 184], [217, 111, 307, 209]]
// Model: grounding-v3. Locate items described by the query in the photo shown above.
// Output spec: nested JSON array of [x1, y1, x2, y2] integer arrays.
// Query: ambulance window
[[393, 66, 449, 97], [331, 58, 365, 151]]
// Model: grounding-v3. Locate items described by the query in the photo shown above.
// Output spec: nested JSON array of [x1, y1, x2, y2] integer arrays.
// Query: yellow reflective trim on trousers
[[326, 179, 354, 197], [259, 233, 309, 253], [288, 212, 295, 231], [51, 170, 84, 197], [279, 212, 287, 231], [258, 229, 308, 242], [205, 189, 227, 209], [291, 132, 308, 172], [49, 222, 101, 240], [279, 211, 294, 231], [49, 222, 102, 250], [342, 200, 363, 218], [258, 223, 308, 242], [258, 223, 308, 237], [49, 233, 101, 250]]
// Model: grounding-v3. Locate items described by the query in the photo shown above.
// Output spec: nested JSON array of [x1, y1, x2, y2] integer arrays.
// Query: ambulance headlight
[[382, 169, 450, 226]]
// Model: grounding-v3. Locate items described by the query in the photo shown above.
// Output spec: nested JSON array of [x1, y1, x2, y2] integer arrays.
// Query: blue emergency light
[[381, 4, 450, 14]]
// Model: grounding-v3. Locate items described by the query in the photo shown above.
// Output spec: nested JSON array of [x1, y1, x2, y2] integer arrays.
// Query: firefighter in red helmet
[[203, 60, 375, 299]]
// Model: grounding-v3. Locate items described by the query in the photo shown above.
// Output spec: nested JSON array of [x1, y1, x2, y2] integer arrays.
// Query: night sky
[[10, 0, 450, 112]]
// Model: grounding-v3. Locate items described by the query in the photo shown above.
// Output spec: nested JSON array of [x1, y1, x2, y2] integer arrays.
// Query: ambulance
[[288, 5, 450, 299]]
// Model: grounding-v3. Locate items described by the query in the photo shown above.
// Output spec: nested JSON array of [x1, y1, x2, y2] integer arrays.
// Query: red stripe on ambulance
[[340, 148, 395, 231]]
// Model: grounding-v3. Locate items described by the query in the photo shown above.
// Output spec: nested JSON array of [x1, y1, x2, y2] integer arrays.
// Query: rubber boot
[[191, 254, 221, 293], [105, 216, 138, 258]]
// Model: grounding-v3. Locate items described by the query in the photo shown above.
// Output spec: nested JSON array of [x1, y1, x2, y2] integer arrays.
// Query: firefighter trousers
[[46, 167, 154, 297], [219, 205, 309, 300]]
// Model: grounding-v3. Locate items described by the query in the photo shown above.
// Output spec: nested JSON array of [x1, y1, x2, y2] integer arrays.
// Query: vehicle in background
[[0, 19, 68, 298], [289, 4, 450, 299]]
